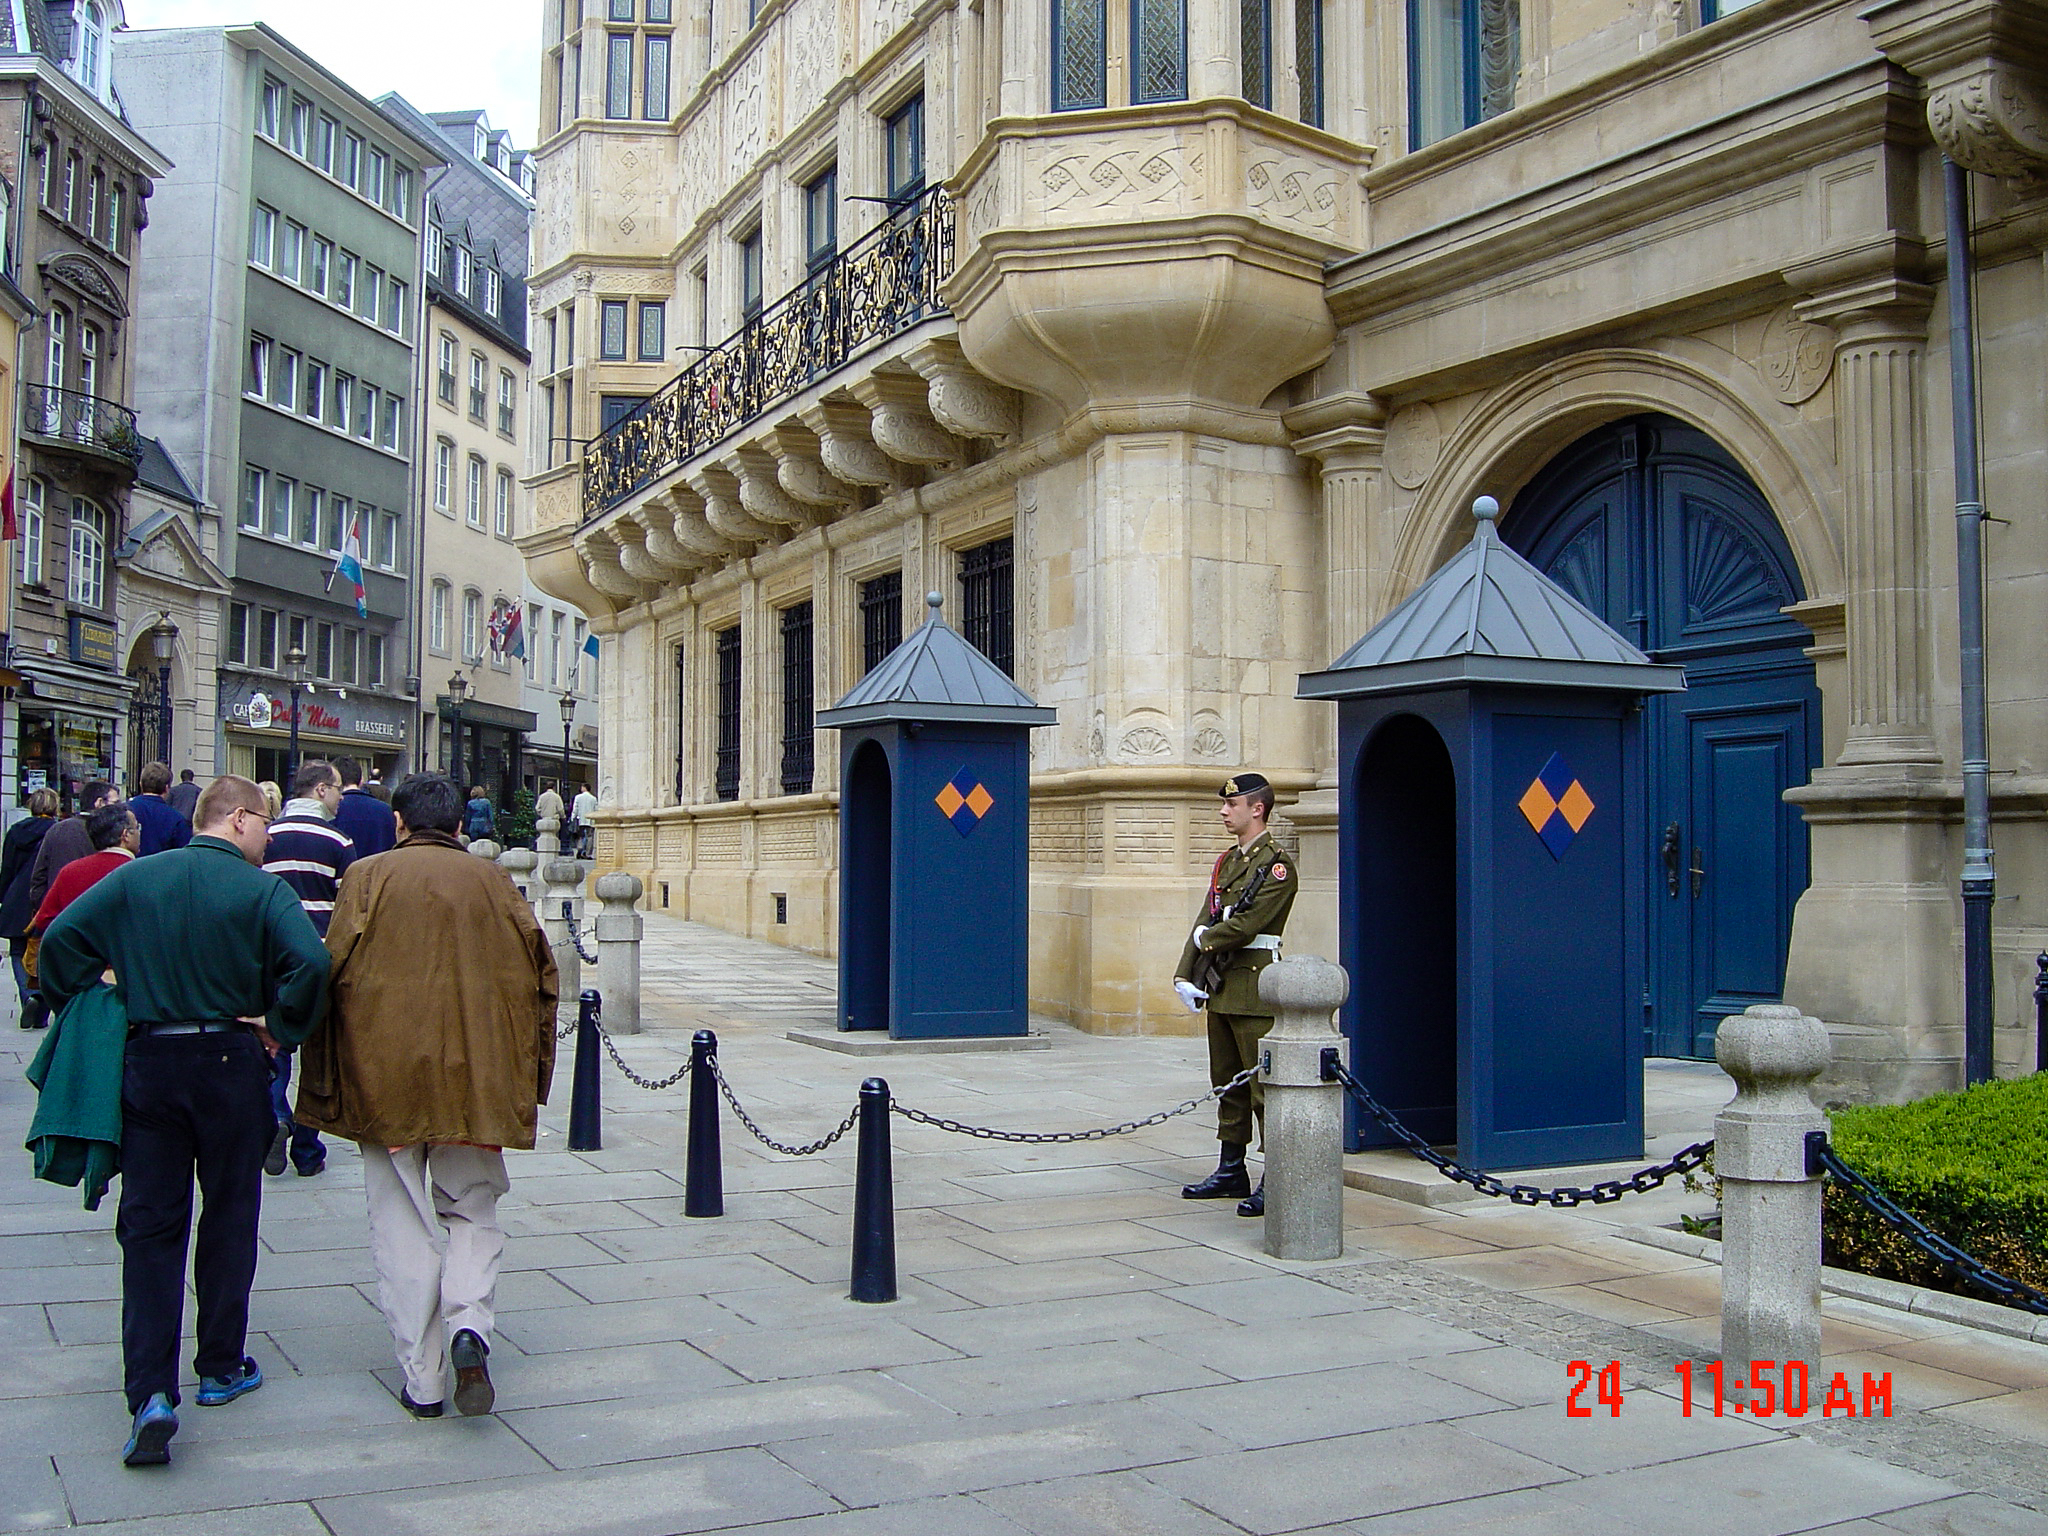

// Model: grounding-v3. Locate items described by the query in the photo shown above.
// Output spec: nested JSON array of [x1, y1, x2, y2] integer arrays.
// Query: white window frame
[[66, 499, 105, 609]]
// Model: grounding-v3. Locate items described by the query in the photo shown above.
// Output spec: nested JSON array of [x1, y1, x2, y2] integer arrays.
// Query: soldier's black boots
[[1237, 1179, 1265, 1218], [1182, 1143, 1252, 1200]]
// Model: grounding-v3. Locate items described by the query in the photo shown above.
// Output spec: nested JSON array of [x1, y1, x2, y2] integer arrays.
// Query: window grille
[[860, 571, 902, 676], [715, 624, 742, 800], [959, 537, 1014, 677], [780, 602, 814, 794]]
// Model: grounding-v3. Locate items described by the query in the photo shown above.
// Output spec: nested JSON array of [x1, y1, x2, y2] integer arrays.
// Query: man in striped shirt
[[260, 760, 356, 1177]]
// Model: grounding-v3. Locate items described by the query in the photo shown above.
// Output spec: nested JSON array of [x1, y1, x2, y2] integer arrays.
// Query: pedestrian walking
[[463, 785, 495, 844], [37, 776, 329, 1468], [1173, 772, 1299, 1218], [166, 770, 202, 822], [364, 769, 391, 804], [297, 773, 556, 1420], [30, 804, 140, 934], [26, 780, 117, 912], [570, 784, 597, 860], [127, 763, 193, 856], [259, 760, 356, 1178], [332, 755, 396, 856], [0, 788, 60, 1028]]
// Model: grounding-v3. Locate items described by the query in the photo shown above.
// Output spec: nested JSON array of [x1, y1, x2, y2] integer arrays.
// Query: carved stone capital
[[1785, 238, 1934, 338], [847, 371, 960, 468], [1864, 0, 2048, 174], [1929, 65, 2048, 176], [798, 397, 905, 489]]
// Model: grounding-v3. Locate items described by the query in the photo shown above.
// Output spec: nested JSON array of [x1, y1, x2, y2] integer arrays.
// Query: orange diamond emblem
[[1517, 779, 1559, 834]]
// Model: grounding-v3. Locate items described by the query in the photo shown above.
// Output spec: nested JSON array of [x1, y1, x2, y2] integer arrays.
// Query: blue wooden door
[[1505, 416, 1819, 1059]]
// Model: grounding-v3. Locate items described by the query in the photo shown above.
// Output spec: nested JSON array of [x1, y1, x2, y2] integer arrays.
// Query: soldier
[[1174, 772, 1297, 1217]]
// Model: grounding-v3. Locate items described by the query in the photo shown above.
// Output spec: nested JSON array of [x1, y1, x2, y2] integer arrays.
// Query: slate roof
[[133, 435, 199, 507], [1298, 497, 1687, 700], [818, 592, 1057, 728]]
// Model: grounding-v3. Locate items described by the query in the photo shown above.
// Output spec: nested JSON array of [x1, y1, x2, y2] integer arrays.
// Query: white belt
[[1243, 934, 1283, 952]]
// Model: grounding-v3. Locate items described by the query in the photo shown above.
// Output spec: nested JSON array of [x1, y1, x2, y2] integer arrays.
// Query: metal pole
[[2034, 953, 2047, 1076], [287, 682, 302, 785], [567, 988, 602, 1151], [1944, 156, 1994, 1086], [684, 1030, 723, 1217], [563, 708, 573, 805], [849, 1077, 896, 1303], [157, 662, 171, 766], [451, 703, 464, 792]]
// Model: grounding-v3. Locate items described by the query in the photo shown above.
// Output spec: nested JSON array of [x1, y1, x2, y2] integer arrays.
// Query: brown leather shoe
[[450, 1329, 494, 1416]]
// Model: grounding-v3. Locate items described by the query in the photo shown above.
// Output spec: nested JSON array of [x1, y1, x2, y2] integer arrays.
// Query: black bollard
[[567, 989, 602, 1152], [2036, 954, 2048, 1076], [684, 1030, 724, 1217], [848, 1077, 897, 1303]]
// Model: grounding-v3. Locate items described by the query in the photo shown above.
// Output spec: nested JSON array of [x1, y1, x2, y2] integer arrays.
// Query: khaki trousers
[[360, 1142, 509, 1403], [1207, 1010, 1273, 1147]]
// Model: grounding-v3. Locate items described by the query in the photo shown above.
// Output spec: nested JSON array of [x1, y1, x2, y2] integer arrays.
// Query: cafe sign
[[69, 616, 118, 670]]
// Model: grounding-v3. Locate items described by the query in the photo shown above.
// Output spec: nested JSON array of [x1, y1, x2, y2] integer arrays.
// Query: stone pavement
[[3, 912, 2047, 1535]]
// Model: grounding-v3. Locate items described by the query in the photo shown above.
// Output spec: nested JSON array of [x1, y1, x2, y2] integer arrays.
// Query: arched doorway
[[1502, 414, 1819, 1059], [840, 739, 894, 1031]]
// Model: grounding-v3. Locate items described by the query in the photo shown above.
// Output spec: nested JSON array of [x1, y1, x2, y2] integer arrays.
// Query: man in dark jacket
[[40, 775, 329, 1469], [26, 780, 117, 910], [127, 763, 192, 857], [331, 755, 396, 857], [0, 788, 60, 1028], [166, 770, 201, 821]]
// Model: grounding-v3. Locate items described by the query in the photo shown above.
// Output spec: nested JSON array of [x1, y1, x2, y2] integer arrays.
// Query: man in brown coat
[[296, 773, 556, 1419]]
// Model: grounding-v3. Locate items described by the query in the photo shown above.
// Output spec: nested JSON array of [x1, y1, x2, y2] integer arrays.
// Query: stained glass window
[[1241, 0, 1271, 107], [1132, 0, 1186, 103], [1052, 0, 1107, 112], [1295, 0, 1323, 126]]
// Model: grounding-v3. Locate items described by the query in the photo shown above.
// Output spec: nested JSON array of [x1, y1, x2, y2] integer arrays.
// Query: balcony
[[22, 384, 143, 469], [583, 186, 956, 522]]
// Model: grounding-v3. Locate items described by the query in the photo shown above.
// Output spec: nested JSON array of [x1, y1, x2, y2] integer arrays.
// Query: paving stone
[[1409, 1345, 1600, 1408], [502, 1370, 942, 1468], [767, 1400, 1231, 1505], [888, 1338, 1228, 1415], [1548, 1438, 1961, 1536], [904, 1289, 1229, 1356], [314, 1447, 838, 1536], [491, 1267, 597, 1312], [1418, 1244, 1649, 1294], [769, 1235, 1011, 1284], [947, 1192, 1191, 1233], [1118, 1245, 1283, 1286], [1150, 1359, 1512, 1448], [495, 1295, 740, 1354], [926, 1255, 1172, 1308], [499, 1200, 662, 1236], [1929, 1387, 2048, 1446], [251, 1247, 380, 1288], [44, 1297, 118, 1345], [0, 1343, 123, 1399], [20, 1506, 332, 1536], [951, 1219, 1185, 1264], [249, 1281, 387, 1332], [691, 1316, 964, 1380], [582, 1217, 829, 1262], [971, 1470, 1249, 1535], [0, 1453, 65, 1532], [713, 1277, 977, 1328], [553, 1252, 811, 1303], [497, 1232, 623, 1270], [1453, 1392, 1781, 1476], [435, 1337, 742, 1408], [56, 1416, 552, 1524], [1147, 1421, 1570, 1532], [510, 1170, 687, 1205], [1344, 1485, 1644, 1534], [0, 1305, 53, 1348], [1872, 1494, 2048, 1533], [0, 1263, 119, 1304], [1163, 1273, 1382, 1323], [1148, 1305, 1490, 1385]]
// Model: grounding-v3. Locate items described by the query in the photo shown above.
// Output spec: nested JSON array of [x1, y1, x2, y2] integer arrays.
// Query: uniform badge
[[1223, 778, 1240, 796], [1272, 864, 1288, 881]]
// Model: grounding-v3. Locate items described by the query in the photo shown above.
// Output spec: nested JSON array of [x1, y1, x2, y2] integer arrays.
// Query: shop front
[[17, 655, 135, 812], [221, 674, 413, 789], [433, 694, 536, 812]]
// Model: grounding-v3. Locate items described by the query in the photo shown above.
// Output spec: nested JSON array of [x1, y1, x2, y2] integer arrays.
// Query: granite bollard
[[1258, 954, 1350, 1261], [499, 845, 538, 905], [1714, 1002, 1830, 1408], [594, 871, 643, 1035], [542, 857, 586, 1031]]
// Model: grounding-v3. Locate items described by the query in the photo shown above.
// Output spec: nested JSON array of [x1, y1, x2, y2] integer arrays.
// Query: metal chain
[[711, 1058, 861, 1156], [561, 902, 599, 965], [595, 1028, 694, 1092], [1330, 1060, 1712, 1207], [556, 1013, 579, 1040], [1809, 1135, 2048, 1316], [889, 1066, 1259, 1144]]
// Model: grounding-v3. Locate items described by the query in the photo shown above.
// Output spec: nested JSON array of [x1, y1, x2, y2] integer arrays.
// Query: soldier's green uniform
[[1175, 826, 1297, 1147]]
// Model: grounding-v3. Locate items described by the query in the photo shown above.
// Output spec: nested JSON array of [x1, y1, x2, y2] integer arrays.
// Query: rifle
[[1191, 856, 1274, 998]]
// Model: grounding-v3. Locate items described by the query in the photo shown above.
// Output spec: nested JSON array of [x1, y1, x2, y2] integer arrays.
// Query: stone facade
[[528, 0, 2048, 1092]]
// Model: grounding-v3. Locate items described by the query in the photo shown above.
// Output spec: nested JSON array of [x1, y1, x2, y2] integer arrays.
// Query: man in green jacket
[[1174, 772, 1298, 1217], [40, 775, 330, 1469]]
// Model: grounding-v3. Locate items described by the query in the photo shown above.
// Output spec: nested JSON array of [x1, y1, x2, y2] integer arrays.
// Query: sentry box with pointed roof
[[1298, 498, 1686, 1171], [817, 593, 1057, 1038]]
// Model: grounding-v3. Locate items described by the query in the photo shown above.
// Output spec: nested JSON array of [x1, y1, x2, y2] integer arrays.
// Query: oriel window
[[1052, 0, 1107, 111], [1131, 0, 1187, 104], [780, 601, 815, 795], [1241, 0, 1271, 107], [605, 33, 634, 118], [644, 33, 671, 120], [714, 624, 742, 801], [600, 298, 629, 358]]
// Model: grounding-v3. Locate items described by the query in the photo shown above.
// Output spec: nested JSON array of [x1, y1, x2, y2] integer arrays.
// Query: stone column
[[1793, 278, 1938, 768], [542, 856, 586, 1031], [1714, 1002, 1830, 1408], [536, 813, 561, 865], [500, 845, 538, 905], [1258, 955, 1350, 1261], [595, 871, 644, 1035]]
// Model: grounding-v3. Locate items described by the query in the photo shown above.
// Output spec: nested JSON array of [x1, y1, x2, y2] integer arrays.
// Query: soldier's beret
[[1220, 772, 1271, 798]]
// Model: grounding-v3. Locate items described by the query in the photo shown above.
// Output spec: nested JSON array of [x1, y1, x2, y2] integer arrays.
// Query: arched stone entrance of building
[[1502, 414, 1820, 1060]]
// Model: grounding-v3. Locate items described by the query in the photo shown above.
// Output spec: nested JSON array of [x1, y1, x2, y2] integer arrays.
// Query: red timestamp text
[[1565, 1360, 1894, 1419]]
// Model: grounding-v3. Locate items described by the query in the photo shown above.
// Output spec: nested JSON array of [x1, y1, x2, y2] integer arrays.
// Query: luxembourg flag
[[335, 508, 368, 617]]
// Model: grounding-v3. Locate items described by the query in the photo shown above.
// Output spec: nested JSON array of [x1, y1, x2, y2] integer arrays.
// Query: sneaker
[[449, 1328, 494, 1416], [121, 1393, 178, 1466], [399, 1388, 444, 1419], [195, 1356, 263, 1406], [263, 1120, 290, 1177]]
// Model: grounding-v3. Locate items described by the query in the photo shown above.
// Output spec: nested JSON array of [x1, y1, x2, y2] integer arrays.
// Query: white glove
[[1191, 925, 1210, 950], [1174, 979, 1208, 1014]]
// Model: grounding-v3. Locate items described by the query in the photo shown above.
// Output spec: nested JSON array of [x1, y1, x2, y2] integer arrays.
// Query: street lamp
[[447, 670, 471, 791], [150, 612, 178, 767], [558, 690, 576, 851], [283, 643, 308, 784]]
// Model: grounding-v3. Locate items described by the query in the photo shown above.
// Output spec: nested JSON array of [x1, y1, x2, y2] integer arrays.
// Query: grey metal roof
[[1298, 497, 1687, 700], [133, 435, 199, 506], [817, 592, 1057, 728]]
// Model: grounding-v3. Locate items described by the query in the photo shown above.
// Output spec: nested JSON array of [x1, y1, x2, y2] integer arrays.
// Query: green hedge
[[1822, 1073, 2048, 1302]]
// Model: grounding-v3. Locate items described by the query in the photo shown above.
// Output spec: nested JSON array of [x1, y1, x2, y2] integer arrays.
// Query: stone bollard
[[594, 871, 643, 1036], [1258, 955, 1351, 1261], [542, 857, 586, 1030], [499, 846, 537, 905], [468, 838, 500, 861], [1714, 1002, 1830, 1410], [535, 815, 561, 865]]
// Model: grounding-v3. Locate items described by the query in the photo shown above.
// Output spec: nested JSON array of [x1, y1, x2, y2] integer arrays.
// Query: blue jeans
[[10, 938, 43, 1027], [267, 1050, 326, 1169]]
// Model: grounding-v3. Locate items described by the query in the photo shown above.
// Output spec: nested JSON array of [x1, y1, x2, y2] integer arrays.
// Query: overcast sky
[[123, 1, 542, 146]]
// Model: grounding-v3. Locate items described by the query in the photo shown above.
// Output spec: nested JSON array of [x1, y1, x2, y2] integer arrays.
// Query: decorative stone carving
[[727, 49, 767, 178], [847, 372, 959, 467], [579, 530, 650, 602], [1245, 152, 1343, 235], [688, 469, 778, 545], [1192, 710, 1230, 759], [766, 425, 857, 508], [1757, 303, 1837, 405], [1928, 67, 2048, 177], [635, 500, 706, 573], [610, 518, 670, 585], [1384, 403, 1441, 490], [799, 397, 905, 488], [903, 338, 1019, 440], [1036, 137, 1205, 222], [726, 449, 816, 530], [659, 489, 741, 557], [1117, 719, 1174, 759], [42, 253, 127, 315]]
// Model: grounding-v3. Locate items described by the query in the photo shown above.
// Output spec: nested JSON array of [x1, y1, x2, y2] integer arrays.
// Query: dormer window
[[76, 2, 104, 94]]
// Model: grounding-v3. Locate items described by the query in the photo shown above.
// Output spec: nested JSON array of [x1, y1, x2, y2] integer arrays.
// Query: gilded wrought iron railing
[[582, 185, 954, 521], [22, 384, 143, 466]]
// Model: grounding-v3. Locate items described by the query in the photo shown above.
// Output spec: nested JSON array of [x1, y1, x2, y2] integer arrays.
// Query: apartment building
[[527, 0, 2048, 1095], [120, 24, 438, 784]]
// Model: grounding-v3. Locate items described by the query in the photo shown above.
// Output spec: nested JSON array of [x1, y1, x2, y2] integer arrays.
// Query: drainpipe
[[1944, 156, 1993, 1086]]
